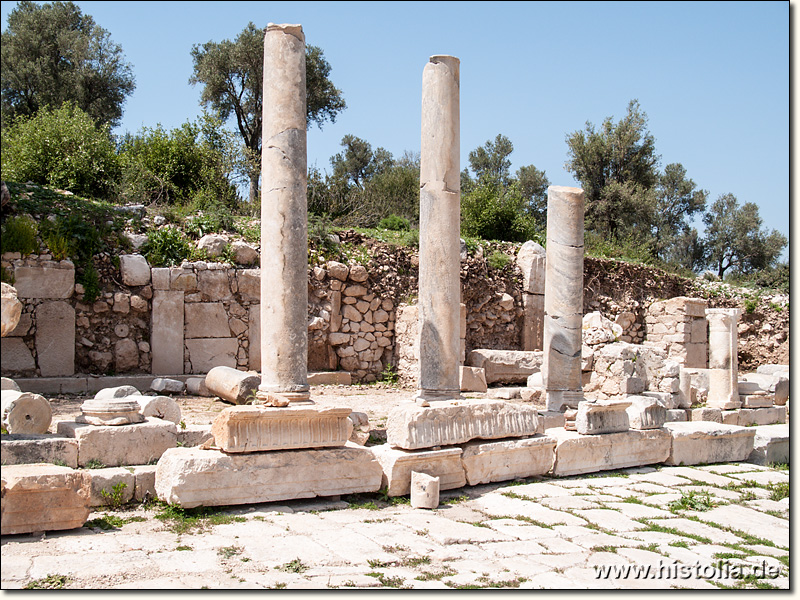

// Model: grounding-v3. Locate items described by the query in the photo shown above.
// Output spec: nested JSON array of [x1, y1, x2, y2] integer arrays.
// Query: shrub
[[0, 215, 38, 255], [487, 251, 511, 270], [142, 227, 193, 267], [0, 102, 120, 198], [378, 214, 410, 231], [118, 119, 239, 208], [461, 179, 537, 242]]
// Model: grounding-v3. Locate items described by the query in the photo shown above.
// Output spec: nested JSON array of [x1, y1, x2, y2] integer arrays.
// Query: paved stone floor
[[0, 461, 789, 590]]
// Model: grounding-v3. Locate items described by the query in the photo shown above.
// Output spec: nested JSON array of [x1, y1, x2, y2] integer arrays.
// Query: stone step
[[662, 421, 755, 466]]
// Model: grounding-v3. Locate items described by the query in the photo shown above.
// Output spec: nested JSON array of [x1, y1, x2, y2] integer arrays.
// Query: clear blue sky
[[1, 1, 790, 258]]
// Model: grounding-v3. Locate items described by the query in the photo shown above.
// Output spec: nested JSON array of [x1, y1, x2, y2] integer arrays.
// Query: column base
[[255, 388, 313, 406], [415, 389, 462, 406], [546, 389, 584, 412]]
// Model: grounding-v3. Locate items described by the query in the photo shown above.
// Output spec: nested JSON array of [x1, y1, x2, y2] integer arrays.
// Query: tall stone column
[[543, 186, 585, 412], [417, 55, 461, 403], [706, 308, 741, 410], [258, 23, 310, 403]]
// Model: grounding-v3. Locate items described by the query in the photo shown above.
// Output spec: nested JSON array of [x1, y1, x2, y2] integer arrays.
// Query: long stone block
[[307, 371, 352, 386], [57, 418, 177, 467], [746, 424, 789, 466], [548, 427, 671, 477], [369, 444, 465, 496], [151, 290, 184, 375], [155, 444, 382, 508], [386, 400, 539, 450], [87, 467, 135, 507], [12, 265, 74, 299], [0, 337, 36, 373], [211, 406, 352, 453], [737, 406, 786, 427], [663, 422, 755, 466], [1, 434, 78, 468], [36, 301, 75, 376], [460, 435, 556, 485], [465, 349, 543, 385], [1, 464, 91, 535]]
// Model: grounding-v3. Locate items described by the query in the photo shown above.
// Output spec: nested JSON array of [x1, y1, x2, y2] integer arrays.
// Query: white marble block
[[410, 471, 440, 509], [460, 435, 556, 485], [386, 400, 539, 450], [57, 418, 177, 467], [746, 424, 789, 466], [155, 444, 382, 508], [1, 464, 91, 535], [663, 421, 755, 466], [575, 400, 630, 435], [626, 396, 667, 430], [369, 444, 465, 496], [548, 427, 671, 477]]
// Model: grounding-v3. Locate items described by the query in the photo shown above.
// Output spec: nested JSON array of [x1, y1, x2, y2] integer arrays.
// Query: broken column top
[[266, 23, 304, 39]]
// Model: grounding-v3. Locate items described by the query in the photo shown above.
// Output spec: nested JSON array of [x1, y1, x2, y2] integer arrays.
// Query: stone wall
[[1, 239, 789, 383]]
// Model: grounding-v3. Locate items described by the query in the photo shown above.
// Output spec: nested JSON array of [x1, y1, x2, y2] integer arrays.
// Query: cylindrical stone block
[[417, 55, 461, 401], [1, 390, 53, 434], [543, 186, 585, 412], [410, 471, 440, 509], [206, 366, 260, 405], [259, 23, 310, 402], [705, 308, 740, 410]]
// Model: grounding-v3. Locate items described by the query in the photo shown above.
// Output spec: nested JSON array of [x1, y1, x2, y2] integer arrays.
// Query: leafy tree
[[0, 102, 120, 197], [651, 163, 708, 266], [565, 100, 660, 239], [467, 134, 514, 187], [1, 0, 135, 128], [515, 164, 550, 223], [329, 134, 393, 189], [310, 137, 419, 227], [461, 134, 549, 236], [702, 193, 787, 278], [189, 22, 345, 203]]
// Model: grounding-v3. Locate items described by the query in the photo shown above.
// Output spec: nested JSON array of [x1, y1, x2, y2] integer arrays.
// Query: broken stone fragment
[[205, 366, 260, 405], [410, 471, 440, 509]]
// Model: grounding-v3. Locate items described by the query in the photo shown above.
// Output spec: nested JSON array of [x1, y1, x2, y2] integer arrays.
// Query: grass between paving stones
[[153, 502, 247, 534], [23, 574, 70, 589], [591, 545, 618, 553], [636, 519, 713, 545], [218, 545, 243, 559], [365, 572, 410, 589], [276, 558, 309, 574], [84, 513, 145, 530], [445, 575, 528, 589], [415, 566, 459, 581], [668, 489, 716, 513]]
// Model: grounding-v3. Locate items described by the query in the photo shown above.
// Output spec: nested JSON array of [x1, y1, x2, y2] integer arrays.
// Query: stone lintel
[[386, 400, 539, 450]]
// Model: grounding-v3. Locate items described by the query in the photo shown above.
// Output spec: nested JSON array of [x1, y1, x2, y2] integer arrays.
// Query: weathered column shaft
[[706, 308, 741, 409], [259, 23, 309, 401], [543, 186, 585, 412], [417, 55, 461, 401]]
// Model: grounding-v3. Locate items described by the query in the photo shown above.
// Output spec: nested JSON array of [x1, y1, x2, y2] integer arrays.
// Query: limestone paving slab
[[686, 504, 789, 548], [493, 481, 573, 497], [660, 466, 737, 487], [538, 495, 599, 510], [602, 502, 676, 520], [745, 499, 789, 516], [627, 471, 694, 487], [727, 469, 789, 485], [647, 517, 743, 545], [572, 508, 646, 532], [472, 494, 588, 526], [484, 518, 554, 540]]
